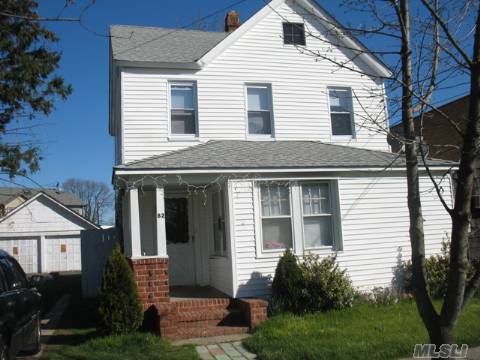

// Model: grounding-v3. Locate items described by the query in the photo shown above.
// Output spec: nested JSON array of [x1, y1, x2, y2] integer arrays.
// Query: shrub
[[271, 250, 355, 314], [300, 254, 355, 312], [271, 249, 304, 314], [97, 243, 143, 335], [369, 287, 399, 306], [398, 241, 476, 299]]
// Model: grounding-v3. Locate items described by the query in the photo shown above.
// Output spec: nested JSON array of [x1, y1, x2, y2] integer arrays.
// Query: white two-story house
[[109, 0, 453, 306]]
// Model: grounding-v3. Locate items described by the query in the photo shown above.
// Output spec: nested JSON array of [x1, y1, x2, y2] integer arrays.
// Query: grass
[[244, 299, 480, 360], [44, 333, 198, 360], [38, 273, 198, 360]]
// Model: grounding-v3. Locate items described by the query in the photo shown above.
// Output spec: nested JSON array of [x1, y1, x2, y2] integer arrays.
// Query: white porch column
[[129, 188, 142, 257], [155, 186, 167, 257]]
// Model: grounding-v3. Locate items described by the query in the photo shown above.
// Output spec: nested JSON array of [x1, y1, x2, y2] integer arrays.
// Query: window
[[170, 82, 197, 135], [283, 22, 306, 45], [301, 183, 333, 247], [0, 257, 27, 290], [165, 198, 189, 244], [212, 190, 227, 256], [246, 84, 273, 136], [328, 87, 354, 137], [260, 183, 293, 250], [256, 181, 341, 255], [473, 176, 480, 209]]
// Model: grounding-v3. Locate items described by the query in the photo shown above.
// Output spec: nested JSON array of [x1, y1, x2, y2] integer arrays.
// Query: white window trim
[[327, 86, 356, 141], [168, 80, 199, 140], [253, 180, 343, 258], [244, 83, 275, 139]]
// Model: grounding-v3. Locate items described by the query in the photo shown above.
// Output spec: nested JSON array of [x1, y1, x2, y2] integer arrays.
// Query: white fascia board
[[114, 166, 454, 176], [299, 0, 392, 78]]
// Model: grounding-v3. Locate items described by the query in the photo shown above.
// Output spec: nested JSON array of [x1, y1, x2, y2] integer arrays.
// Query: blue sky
[[8, 0, 470, 203]]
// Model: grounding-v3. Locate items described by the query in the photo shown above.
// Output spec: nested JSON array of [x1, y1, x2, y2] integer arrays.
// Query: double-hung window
[[328, 87, 355, 137], [301, 183, 333, 247], [256, 181, 341, 255], [246, 84, 273, 136], [259, 183, 293, 250], [170, 82, 197, 136]]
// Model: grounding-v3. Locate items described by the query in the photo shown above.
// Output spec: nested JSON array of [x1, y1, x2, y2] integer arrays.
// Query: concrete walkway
[[196, 341, 257, 360]]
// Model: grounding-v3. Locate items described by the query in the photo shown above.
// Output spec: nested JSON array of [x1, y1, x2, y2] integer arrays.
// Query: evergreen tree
[[98, 244, 143, 335], [0, 0, 72, 177]]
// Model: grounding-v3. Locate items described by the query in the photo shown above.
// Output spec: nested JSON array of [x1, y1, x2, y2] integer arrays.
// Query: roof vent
[[224, 11, 240, 32]]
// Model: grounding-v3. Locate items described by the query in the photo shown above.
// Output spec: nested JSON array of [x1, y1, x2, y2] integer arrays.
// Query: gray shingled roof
[[118, 140, 453, 171], [110, 25, 229, 63], [0, 188, 84, 207]]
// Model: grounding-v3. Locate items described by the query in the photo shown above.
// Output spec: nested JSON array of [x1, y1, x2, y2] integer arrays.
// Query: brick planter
[[129, 257, 170, 310]]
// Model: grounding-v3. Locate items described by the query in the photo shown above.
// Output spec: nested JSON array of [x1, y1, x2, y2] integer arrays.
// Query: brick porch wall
[[238, 298, 269, 330], [129, 257, 170, 309]]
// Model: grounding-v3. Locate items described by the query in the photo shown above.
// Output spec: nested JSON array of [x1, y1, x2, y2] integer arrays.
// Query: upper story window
[[328, 87, 355, 138], [283, 22, 306, 45], [246, 84, 273, 136], [170, 82, 197, 136]]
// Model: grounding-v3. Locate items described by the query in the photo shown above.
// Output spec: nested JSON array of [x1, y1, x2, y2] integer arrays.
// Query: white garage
[[0, 237, 39, 273], [0, 191, 99, 273]]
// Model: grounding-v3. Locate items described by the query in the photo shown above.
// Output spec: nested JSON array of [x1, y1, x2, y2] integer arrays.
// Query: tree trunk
[[399, 0, 442, 346], [439, 5, 480, 341]]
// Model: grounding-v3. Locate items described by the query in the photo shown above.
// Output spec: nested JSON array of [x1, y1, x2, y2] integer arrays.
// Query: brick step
[[176, 309, 230, 322], [173, 298, 231, 309], [174, 325, 249, 340]]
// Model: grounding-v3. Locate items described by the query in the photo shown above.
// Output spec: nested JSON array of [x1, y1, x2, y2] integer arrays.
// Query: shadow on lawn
[[38, 273, 100, 346]]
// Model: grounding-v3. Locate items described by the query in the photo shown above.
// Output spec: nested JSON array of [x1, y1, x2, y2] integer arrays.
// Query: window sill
[[209, 255, 228, 260], [246, 135, 275, 141], [168, 135, 199, 142], [331, 135, 356, 142]]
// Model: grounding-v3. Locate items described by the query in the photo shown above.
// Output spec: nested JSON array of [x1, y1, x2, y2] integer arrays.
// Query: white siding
[[119, 0, 388, 164], [0, 197, 89, 234], [230, 173, 453, 298]]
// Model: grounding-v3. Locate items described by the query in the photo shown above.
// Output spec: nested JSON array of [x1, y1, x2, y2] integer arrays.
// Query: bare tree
[[63, 178, 113, 225], [281, 0, 480, 346]]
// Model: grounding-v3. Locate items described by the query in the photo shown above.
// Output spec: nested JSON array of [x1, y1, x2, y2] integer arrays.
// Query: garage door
[[45, 235, 81, 272], [0, 237, 38, 273]]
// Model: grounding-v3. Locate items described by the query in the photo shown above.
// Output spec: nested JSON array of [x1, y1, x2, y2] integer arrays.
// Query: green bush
[[400, 241, 476, 299], [271, 250, 355, 314], [300, 253, 355, 312], [97, 243, 143, 335], [271, 249, 304, 314]]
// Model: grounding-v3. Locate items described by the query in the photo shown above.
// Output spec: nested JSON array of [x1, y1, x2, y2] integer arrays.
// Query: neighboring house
[[389, 95, 480, 259], [109, 0, 453, 338], [0, 188, 99, 273]]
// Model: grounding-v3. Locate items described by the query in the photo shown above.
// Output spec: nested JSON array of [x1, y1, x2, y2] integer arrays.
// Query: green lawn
[[244, 299, 480, 360], [44, 333, 198, 360], [38, 274, 198, 360]]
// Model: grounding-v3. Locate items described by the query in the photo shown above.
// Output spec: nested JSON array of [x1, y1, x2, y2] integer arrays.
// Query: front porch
[[120, 179, 267, 339]]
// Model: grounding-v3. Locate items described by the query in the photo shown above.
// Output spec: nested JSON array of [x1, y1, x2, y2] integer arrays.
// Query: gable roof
[[115, 140, 453, 172], [0, 187, 84, 208], [0, 192, 100, 229], [109, 0, 391, 77], [110, 25, 229, 65]]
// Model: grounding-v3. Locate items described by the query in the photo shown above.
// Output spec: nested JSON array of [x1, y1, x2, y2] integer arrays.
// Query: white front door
[[166, 197, 195, 286]]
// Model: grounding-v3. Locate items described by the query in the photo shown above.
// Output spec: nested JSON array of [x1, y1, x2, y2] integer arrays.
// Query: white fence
[[81, 228, 117, 298]]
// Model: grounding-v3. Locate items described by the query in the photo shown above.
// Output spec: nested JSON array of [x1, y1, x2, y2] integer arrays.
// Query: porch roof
[[116, 140, 455, 171]]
